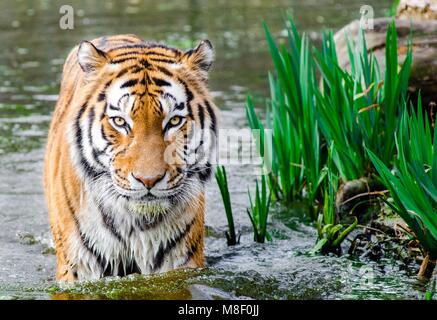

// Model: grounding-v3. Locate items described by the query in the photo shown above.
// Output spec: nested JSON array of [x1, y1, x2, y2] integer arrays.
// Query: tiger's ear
[[77, 41, 108, 73], [182, 40, 214, 79]]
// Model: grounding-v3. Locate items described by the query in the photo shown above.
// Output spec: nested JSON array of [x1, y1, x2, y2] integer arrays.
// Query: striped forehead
[[105, 73, 189, 118], [160, 78, 188, 116], [106, 78, 136, 113]]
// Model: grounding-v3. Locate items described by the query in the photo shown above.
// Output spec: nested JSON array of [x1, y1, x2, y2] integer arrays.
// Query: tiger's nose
[[132, 172, 165, 189]]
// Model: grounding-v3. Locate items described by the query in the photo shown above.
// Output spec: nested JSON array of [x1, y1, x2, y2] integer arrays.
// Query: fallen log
[[334, 17, 437, 107]]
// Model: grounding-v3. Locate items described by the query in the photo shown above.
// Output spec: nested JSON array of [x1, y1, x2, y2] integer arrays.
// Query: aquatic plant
[[215, 165, 240, 246], [312, 149, 357, 254], [247, 18, 411, 204], [246, 16, 419, 261], [247, 174, 272, 243], [315, 21, 412, 181], [388, 0, 401, 17], [246, 16, 323, 204], [368, 99, 437, 262], [425, 276, 436, 300]]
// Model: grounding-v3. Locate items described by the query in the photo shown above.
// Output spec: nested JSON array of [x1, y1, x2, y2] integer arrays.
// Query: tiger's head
[[70, 38, 218, 216]]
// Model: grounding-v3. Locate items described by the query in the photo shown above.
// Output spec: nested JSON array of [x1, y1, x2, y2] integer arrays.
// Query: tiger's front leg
[[50, 220, 78, 282]]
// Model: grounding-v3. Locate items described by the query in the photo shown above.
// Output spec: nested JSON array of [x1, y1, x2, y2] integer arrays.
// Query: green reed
[[247, 174, 272, 243], [425, 276, 436, 300], [368, 98, 437, 259], [312, 147, 357, 254], [315, 21, 412, 181], [246, 16, 323, 204], [215, 165, 240, 246], [244, 16, 414, 252]]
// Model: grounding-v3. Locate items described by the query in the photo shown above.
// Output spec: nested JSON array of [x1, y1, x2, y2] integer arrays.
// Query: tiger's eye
[[169, 116, 182, 127], [113, 117, 126, 127]]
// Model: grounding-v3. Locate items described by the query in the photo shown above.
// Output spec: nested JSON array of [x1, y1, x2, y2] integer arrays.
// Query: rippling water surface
[[1, 0, 427, 300]]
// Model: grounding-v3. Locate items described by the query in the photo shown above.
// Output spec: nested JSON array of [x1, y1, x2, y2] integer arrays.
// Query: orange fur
[[44, 35, 217, 281]]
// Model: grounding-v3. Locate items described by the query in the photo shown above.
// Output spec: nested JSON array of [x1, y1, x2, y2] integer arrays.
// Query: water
[[0, 0, 427, 299]]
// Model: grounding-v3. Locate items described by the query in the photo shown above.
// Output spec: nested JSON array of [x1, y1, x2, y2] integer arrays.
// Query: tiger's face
[[72, 39, 218, 215]]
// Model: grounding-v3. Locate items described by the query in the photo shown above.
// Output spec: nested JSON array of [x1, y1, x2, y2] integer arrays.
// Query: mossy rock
[[335, 177, 385, 222]]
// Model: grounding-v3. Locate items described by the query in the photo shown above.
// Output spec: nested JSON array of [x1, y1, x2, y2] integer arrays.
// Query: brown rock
[[334, 17, 437, 107]]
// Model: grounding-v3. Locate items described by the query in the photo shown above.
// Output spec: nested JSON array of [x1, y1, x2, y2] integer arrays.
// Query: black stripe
[[195, 105, 206, 160], [75, 103, 101, 179], [100, 123, 108, 141], [104, 79, 113, 89], [108, 43, 178, 54], [87, 108, 106, 168], [186, 169, 196, 179], [113, 50, 143, 58], [130, 66, 144, 74], [120, 79, 138, 88], [197, 104, 205, 129], [112, 61, 149, 74], [156, 66, 173, 77], [80, 232, 110, 276], [118, 93, 130, 107], [113, 50, 175, 59], [87, 108, 95, 141], [116, 67, 130, 78], [186, 103, 193, 118], [108, 44, 148, 52], [184, 48, 194, 57], [182, 232, 202, 266], [152, 78, 171, 87], [111, 57, 138, 64], [62, 179, 77, 220], [118, 259, 141, 276], [108, 103, 120, 111], [149, 58, 176, 64], [179, 78, 194, 102], [61, 175, 107, 276], [194, 139, 204, 155], [167, 172, 181, 185], [178, 78, 194, 117], [146, 44, 179, 53], [97, 203, 126, 245], [174, 102, 185, 110], [145, 50, 176, 57], [139, 59, 151, 69], [59, 173, 78, 274], [135, 214, 164, 232], [113, 147, 127, 159], [152, 218, 196, 271], [63, 174, 129, 277], [97, 92, 106, 102], [204, 100, 217, 133], [198, 162, 212, 183], [150, 89, 162, 96], [94, 144, 109, 157]]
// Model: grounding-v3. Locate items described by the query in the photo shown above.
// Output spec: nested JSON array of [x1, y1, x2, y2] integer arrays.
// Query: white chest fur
[[68, 193, 196, 280]]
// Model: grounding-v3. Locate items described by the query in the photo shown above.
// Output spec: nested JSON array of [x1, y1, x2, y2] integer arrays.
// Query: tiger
[[43, 34, 218, 281]]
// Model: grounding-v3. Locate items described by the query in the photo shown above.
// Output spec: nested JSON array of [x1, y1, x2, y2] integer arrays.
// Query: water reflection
[[0, 0, 389, 154], [2, 0, 419, 300]]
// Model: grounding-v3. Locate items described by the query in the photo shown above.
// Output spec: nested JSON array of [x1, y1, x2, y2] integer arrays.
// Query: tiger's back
[[44, 34, 217, 281]]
